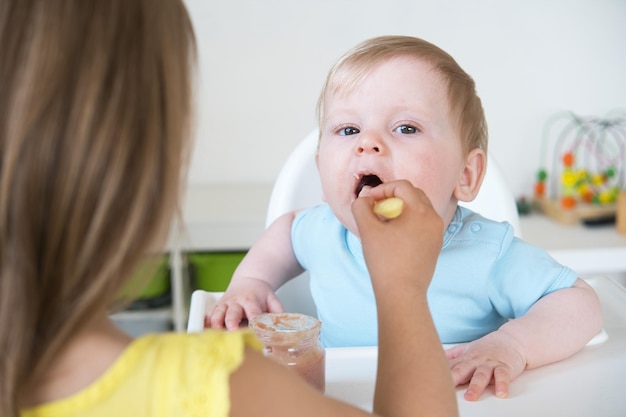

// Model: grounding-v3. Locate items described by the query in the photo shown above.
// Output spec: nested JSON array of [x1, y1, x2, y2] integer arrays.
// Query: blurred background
[[183, 0, 626, 200], [113, 0, 626, 335]]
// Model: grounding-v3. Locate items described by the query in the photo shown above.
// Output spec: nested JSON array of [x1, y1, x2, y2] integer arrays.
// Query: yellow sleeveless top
[[21, 330, 262, 417]]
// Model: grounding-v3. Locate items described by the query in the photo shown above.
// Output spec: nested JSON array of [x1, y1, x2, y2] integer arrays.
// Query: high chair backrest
[[265, 129, 522, 317]]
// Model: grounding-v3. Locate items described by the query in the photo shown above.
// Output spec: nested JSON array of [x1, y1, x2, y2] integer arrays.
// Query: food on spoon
[[373, 197, 404, 219]]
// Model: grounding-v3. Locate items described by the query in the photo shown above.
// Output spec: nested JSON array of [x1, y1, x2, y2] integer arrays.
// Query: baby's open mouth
[[355, 174, 383, 197]]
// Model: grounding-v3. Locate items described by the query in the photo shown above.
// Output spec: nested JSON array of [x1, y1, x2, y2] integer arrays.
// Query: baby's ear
[[454, 148, 486, 202]]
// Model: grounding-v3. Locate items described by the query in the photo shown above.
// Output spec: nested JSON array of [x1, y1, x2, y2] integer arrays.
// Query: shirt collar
[[443, 206, 463, 249], [345, 205, 463, 255]]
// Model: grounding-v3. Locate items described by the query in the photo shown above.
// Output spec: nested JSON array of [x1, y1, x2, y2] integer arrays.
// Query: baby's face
[[317, 56, 467, 236]]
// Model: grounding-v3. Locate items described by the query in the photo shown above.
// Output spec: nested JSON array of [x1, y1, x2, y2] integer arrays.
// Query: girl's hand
[[351, 180, 443, 294]]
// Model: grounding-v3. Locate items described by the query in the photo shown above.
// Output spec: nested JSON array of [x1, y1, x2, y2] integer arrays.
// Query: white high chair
[[264, 129, 522, 318], [187, 128, 521, 330]]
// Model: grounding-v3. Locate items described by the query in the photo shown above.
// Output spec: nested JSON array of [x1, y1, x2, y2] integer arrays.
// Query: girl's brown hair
[[317, 35, 488, 155], [0, 0, 196, 415]]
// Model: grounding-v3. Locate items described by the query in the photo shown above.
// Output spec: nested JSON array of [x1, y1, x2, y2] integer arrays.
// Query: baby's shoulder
[[293, 203, 343, 232], [452, 206, 514, 244]]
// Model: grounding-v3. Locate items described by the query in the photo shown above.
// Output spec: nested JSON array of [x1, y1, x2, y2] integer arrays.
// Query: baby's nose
[[356, 132, 383, 154]]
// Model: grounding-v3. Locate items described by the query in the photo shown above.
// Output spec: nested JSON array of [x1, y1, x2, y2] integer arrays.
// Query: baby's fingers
[[449, 360, 475, 387], [224, 303, 249, 330], [207, 303, 229, 329], [265, 292, 285, 313], [445, 343, 468, 361], [208, 302, 251, 330], [493, 365, 512, 398], [462, 365, 494, 401]]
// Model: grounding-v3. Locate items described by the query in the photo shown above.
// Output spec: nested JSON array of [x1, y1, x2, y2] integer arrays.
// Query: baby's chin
[[346, 223, 360, 238], [344, 213, 362, 237], [333, 207, 360, 237]]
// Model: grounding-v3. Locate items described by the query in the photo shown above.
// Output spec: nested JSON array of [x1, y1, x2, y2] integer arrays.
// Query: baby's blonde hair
[[0, 0, 195, 415], [317, 35, 487, 155]]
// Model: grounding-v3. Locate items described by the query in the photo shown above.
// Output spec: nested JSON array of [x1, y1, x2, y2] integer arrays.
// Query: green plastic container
[[188, 251, 246, 292], [119, 255, 170, 300]]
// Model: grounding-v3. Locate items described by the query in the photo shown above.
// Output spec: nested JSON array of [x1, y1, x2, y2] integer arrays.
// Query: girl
[[0, 1, 457, 416]]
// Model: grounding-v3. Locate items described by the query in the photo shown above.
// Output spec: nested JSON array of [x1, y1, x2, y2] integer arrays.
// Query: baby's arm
[[447, 278, 602, 401], [208, 211, 305, 330]]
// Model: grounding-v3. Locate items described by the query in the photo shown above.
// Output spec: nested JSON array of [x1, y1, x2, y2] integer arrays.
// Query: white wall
[[184, 0, 626, 199]]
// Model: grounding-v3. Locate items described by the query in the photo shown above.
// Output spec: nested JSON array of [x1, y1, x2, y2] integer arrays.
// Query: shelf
[[112, 306, 172, 320], [170, 183, 273, 251], [111, 307, 173, 337], [519, 214, 626, 276], [163, 183, 273, 332]]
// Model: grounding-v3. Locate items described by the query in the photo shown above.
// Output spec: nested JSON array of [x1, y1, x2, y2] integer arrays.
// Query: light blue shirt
[[291, 204, 578, 347]]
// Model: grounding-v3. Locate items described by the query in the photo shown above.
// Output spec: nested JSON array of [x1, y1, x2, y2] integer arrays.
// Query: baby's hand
[[446, 330, 527, 401], [206, 277, 284, 330]]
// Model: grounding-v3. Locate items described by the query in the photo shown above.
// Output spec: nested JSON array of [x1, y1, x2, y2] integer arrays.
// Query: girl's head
[[0, 0, 195, 413], [317, 35, 487, 155]]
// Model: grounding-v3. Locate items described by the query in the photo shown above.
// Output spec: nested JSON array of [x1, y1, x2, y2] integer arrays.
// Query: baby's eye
[[394, 125, 419, 135], [338, 126, 360, 136]]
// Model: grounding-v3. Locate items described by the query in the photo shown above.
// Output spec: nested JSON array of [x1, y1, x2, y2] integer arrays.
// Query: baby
[[209, 35, 602, 401]]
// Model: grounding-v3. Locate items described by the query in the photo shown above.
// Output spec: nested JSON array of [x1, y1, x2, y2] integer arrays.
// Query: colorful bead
[[562, 152, 574, 167], [561, 171, 577, 187], [561, 195, 576, 209], [537, 169, 547, 181], [534, 182, 545, 197], [606, 167, 616, 178]]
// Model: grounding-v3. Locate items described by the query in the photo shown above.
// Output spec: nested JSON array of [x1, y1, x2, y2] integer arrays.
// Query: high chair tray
[[187, 277, 625, 416], [325, 275, 626, 416]]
